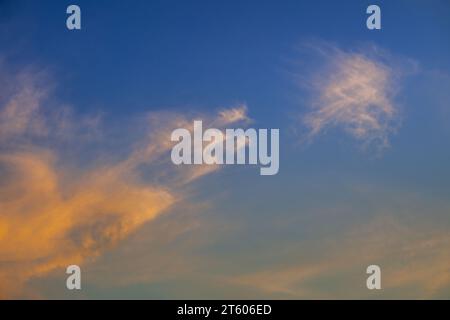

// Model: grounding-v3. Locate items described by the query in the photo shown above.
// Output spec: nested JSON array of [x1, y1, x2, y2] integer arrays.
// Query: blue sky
[[0, 0, 450, 299], [2, 0, 449, 116]]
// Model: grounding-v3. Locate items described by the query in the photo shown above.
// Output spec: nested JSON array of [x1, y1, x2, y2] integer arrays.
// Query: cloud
[[0, 69, 48, 140], [0, 150, 174, 298], [215, 106, 251, 126], [299, 43, 411, 150], [63, 184, 450, 299], [0, 65, 250, 298], [226, 215, 450, 299]]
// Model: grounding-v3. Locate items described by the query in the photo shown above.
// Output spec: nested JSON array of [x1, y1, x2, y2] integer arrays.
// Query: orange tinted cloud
[[0, 66, 250, 298], [0, 150, 174, 298]]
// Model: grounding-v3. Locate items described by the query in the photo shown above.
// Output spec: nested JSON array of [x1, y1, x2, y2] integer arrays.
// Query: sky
[[0, 0, 450, 299]]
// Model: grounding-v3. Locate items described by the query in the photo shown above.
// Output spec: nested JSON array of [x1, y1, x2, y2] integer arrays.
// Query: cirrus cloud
[[298, 43, 415, 150], [0, 63, 250, 298]]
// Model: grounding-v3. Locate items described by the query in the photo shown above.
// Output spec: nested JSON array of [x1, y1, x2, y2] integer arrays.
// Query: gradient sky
[[0, 0, 450, 299]]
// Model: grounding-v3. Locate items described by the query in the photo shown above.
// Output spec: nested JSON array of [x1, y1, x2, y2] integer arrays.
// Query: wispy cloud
[[0, 69, 48, 140], [0, 64, 250, 298], [298, 43, 414, 150], [227, 215, 450, 299]]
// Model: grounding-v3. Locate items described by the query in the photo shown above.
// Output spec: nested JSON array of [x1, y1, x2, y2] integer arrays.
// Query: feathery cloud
[[299, 43, 412, 150], [0, 65, 250, 298]]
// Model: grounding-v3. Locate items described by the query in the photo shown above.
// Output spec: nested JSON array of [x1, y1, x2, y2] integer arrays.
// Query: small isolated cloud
[[298, 42, 413, 150], [0, 63, 250, 298]]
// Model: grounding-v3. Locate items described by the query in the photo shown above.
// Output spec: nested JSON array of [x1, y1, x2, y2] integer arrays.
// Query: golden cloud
[[0, 66, 249, 298]]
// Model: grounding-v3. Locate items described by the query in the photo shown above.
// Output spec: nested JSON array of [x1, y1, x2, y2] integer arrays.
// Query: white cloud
[[300, 44, 406, 150]]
